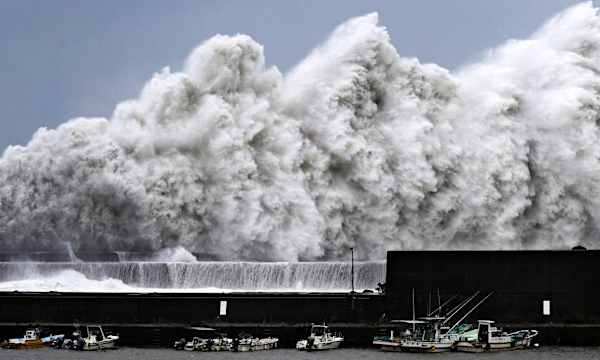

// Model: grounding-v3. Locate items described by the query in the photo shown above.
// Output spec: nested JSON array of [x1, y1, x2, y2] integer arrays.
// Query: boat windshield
[[88, 327, 104, 340], [311, 326, 326, 336]]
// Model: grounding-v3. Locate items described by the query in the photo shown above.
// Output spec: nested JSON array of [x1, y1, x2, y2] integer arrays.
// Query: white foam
[[0, 261, 385, 293], [1, 3, 599, 259]]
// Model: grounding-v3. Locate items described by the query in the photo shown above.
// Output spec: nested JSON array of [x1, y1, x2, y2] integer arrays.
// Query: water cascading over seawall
[[0, 261, 385, 292]]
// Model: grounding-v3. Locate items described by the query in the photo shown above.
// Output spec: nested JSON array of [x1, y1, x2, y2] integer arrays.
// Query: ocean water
[[1, 347, 600, 360]]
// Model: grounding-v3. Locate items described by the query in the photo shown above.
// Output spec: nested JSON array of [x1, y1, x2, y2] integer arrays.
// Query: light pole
[[350, 247, 354, 293]]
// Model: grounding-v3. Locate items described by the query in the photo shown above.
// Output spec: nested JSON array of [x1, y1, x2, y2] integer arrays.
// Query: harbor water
[[1, 347, 600, 360]]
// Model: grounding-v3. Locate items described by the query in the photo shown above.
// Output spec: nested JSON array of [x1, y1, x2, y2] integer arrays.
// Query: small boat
[[177, 327, 229, 351], [236, 334, 279, 351], [183, 335, 231, 351], [2, 329, 44, 349], [373, 327, 408, 351], [454, 320, 538, 352], [296, 324, 343, 351], [41, 333, 65, 346], [80, 325, 119, 350], [399, 318, 455, 353]]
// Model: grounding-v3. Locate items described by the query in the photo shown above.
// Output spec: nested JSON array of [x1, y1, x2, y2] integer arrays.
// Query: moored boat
[[455, 320, 538, 352], [80, 325, 119, 350], [41, 333, 65, 346], [237, 335, 278, 351], [373, 327, 408, 352], [296, 324, 343, 351], [184, 336, 231, 351], [399, 318, 455, 353], [375, 290, 496, 353], [2, 329, 44, 349]]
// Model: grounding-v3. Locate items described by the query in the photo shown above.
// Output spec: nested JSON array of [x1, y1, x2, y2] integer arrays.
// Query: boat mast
[[412, 288, 416, 333], [428, 294, 458, 317], [428, 290, 431, 315], [442, 291, 480, 325], [446, 292, 494, 334]]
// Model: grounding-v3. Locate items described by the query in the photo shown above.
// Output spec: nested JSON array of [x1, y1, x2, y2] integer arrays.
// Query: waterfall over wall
[[0, 261, 385, 292]]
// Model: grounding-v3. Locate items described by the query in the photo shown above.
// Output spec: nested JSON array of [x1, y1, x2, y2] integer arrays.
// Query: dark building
[[385, 250, 600, 344]]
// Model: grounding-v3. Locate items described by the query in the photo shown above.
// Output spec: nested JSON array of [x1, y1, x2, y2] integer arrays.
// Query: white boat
[[376, 290, 493, 353], [3, 329, 44, 349], [296, 324, 343, 351], [237, 336, 279, 351], [184, 336, 231, 351], [81, 325, 119, 350], [385, 289, 464, 353], [41, 333, 65, 346], [399, 319, 455, 353], [373, 327, 407, 352], [455, 320, 538, 352]]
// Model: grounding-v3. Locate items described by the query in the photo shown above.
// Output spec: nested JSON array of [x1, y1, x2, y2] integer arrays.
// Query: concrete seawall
[[0, 291, 385, 346]]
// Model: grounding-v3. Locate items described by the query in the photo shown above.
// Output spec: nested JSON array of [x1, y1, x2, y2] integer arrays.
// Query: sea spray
[[1, 4, 600, 260]]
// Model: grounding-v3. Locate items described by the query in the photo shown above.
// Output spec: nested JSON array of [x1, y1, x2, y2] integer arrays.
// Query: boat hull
[[238, 338, 278, 352], [82, 338, 118, 351], [374, 340, 402, 352], [455, 341, 526, 353], [401, 340, 453, 353], [4, 339, 44, 349], [296, 339, 343, 351]]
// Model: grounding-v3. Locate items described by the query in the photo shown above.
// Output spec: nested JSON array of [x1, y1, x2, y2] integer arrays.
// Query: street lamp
[[350, 247, 354, 293]]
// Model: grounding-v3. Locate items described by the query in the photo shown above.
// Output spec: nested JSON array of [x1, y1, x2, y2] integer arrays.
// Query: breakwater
[[0, 261, 385, 292]]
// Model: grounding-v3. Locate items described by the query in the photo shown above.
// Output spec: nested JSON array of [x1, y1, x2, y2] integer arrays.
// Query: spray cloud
[[1, 3, 600, 260]]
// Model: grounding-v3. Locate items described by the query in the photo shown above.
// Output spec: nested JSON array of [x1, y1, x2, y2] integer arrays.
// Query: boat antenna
[[437, 289, 441, 314], [442, 291, 480, 325], [428, 290, 431, 316], [446, 291, 494, 334]]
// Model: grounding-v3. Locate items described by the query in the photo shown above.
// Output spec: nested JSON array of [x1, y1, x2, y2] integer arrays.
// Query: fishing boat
[[2, 329, 44, 349], [400, 292, 495, 353], [80, 325, 119, 350], [399, 318, 455, 353], [373, 326, 410, 351], [296, 324, 344, 351], [375, 290, 494, 353], [454, 320, 538, 352]]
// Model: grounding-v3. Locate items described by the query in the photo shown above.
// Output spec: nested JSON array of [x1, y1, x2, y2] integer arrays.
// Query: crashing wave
[[1, 3, 600, 260]]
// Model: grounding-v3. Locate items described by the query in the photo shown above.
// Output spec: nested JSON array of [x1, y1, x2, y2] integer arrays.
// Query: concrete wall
[[0, 292, 384, 346], [0, 292, 384, 326], [385, 250, 599, 325]]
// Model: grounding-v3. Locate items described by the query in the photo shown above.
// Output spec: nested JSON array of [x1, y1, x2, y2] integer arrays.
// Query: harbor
[[3, 347, 600, 360], [1, 250, 599, 350]]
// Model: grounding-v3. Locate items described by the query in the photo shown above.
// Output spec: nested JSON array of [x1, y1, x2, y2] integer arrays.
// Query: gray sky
[[0, 0, 582, 151]]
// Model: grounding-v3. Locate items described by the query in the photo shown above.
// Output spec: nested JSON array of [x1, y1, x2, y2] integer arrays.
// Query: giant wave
[[1, 3, 600, 260]]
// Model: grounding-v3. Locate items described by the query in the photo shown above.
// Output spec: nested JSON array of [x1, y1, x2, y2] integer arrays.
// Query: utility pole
[[350, 247, 354, 293]]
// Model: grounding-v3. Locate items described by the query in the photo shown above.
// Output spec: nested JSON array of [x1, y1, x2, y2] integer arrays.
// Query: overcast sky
[[0, 0, 583, 151]]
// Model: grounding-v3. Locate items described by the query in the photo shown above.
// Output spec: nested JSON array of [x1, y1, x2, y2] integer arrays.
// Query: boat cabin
[[310, 325, 328, 337], [84, 325, 107, 342], [24, 329, 38, 341]]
